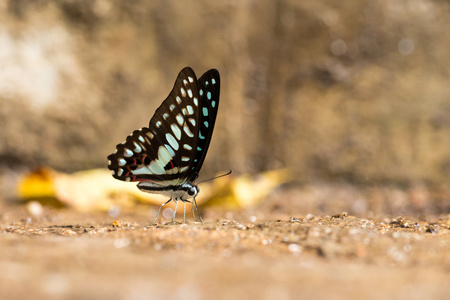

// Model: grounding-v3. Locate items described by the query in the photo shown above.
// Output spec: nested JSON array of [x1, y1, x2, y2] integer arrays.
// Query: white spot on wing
[[180, 166, 189, 172], [188, 76, 194, 83], [187, 105, 194, 115], [180, 87, 186, 97], [212, 78, 216, 84], [156, 121, 162, 128], [170, 104, 175, 111], [134, 142, 142, 153], [145, 146, 173, 175], [132, 167, 146, 175], [183, 125, 194, 137], [118, 169, 124, 176], [124, 148, 133, 157], [184, 144, 193, 150], [166, 133, 179, 150], [176, 114, 184, 126], [171, 124, 182, 140], [181, 157, 190, 162], [139, 136, 145, 143], [133, 165, 157, 175], [187, 89, 193, 98], [118, 158, 126, 166], [182, 108, 187, 115], [165, 144, 175, 157], [183, 79, 188, 85], [158, 145, 172, 163], [193, 97, 198, 106], [188, 118, 196, 126], [176, 96, 182, 104]]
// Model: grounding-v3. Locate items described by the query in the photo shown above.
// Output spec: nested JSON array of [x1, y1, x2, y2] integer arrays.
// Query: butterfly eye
[[188, 186, 198, 197]]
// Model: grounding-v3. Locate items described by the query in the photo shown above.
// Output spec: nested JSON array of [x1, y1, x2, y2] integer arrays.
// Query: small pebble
[[306, 214, 314, 220]]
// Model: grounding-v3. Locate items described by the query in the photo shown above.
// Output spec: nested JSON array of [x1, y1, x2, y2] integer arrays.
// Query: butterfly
[[107, 67, 220, 224]]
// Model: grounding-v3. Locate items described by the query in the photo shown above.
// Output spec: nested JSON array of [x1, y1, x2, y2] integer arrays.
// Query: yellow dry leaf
[[17, 167, 290, 211]]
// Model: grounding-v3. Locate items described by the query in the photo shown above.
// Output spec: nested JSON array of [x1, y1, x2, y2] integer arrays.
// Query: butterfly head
[[186, 185, 199, 199], [178, 181, 199, 200]]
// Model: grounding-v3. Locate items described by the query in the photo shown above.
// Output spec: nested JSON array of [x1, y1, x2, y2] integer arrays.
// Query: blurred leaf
[[17, 167, 56, 198], [203, 169, 291, 209], [17, 167, 290, 211], [17, 168, 174, 211]]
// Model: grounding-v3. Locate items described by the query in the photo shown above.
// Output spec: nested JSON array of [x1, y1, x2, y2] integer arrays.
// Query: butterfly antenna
[[197, 169, 232, 185]]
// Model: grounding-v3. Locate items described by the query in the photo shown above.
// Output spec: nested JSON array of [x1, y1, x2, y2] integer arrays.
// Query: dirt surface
[[0, 203, 449, 300]]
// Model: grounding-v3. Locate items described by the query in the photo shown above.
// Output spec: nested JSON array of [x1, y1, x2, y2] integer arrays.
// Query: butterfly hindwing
[[107, 67, 204, 185]]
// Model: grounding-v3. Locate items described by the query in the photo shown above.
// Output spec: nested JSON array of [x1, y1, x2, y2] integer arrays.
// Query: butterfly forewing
[[107, 67, 203, 185], [148, 67, 202, 178], [188, 69, 220, 181]]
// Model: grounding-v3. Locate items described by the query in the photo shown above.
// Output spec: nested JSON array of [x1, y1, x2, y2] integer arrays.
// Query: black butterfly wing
[[187, 69, 221, 182], [107, 67, 202, 185]]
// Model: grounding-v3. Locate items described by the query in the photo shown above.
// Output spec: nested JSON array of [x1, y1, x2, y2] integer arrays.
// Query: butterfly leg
[[172, 198, 179, 223], [191, 201, 196, 222], [193, 197, 203, 223], [152, 198, 173, 225], [183, 201, 187, 223], [181, 199, 198, 222]]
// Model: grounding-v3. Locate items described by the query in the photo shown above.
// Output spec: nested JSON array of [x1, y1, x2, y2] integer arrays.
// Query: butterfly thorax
[[137, 181, 199, 201]]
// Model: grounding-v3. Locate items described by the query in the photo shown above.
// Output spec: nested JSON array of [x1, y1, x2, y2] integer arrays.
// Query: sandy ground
[[0, 202, 449, 300]]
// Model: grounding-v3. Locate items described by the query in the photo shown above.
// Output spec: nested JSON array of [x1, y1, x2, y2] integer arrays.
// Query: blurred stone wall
[[1, 0, 449, 185]]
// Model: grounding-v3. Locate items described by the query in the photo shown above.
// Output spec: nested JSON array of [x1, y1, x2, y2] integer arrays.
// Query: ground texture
[[0, 204, 449, 300]]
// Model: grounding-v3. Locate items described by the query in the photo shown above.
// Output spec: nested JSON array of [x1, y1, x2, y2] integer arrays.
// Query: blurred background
[[1, 0, 449, 217]]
